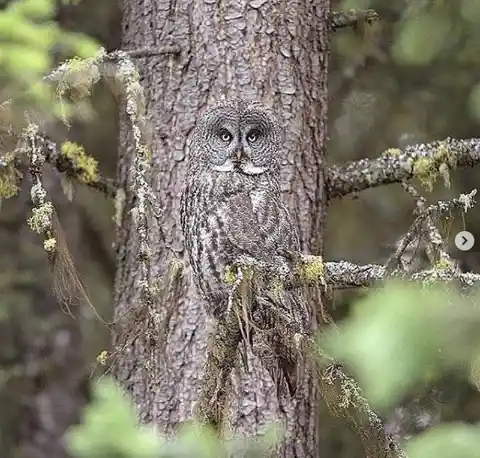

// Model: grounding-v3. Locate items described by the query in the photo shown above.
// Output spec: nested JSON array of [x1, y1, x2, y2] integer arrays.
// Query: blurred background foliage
[[65, 280, 480, 458], [0, 0, 99, 129], [322, 281, 480, 458], [0, 0, 480, 456], [67, 378, 281, 458]]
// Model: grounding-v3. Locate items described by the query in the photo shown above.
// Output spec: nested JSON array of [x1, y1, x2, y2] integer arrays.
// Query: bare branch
[[327, 138, 480, 199], [385, 189, 477, 275], [330, 9, 380, 30], [119, 46, 181, 58]]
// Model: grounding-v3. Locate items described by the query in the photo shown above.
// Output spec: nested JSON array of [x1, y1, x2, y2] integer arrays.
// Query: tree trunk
[[114, 0, 330, 456]]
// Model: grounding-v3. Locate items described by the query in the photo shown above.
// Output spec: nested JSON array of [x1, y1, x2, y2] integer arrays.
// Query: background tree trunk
[[114, 0, 330, 455]]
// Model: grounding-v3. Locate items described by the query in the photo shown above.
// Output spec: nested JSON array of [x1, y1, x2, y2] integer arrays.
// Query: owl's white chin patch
[[239, 162, 268, 175], [212, 160, 235, 172], [212, 159, 268, 175]]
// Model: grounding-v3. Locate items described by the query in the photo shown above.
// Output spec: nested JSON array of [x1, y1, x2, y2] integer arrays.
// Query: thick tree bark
[[114, 0, 329, 456]]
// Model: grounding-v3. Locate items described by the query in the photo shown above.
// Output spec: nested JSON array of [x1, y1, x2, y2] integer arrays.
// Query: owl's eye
[[246, 129, 260, 144], [218, 129, 233, 143]]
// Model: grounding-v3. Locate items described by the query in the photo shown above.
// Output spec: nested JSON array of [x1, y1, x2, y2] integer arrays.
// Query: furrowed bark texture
[[114, 0, 329, 456]]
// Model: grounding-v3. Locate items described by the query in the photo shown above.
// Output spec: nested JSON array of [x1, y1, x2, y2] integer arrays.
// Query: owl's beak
[[234, 148, 243, 161]]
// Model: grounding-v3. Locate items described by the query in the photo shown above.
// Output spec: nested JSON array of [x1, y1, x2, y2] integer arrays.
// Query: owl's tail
[[251, 330, 304, 397], [279, 355, 300, 397]]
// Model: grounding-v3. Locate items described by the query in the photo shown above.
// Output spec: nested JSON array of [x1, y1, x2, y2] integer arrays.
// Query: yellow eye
[[247, 130, 259, 143], [219, 129, 232, 143]]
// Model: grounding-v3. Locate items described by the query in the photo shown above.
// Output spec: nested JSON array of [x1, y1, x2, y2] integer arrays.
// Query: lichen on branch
[[327, 137, 480, 199], [23, 122, 57, 264]]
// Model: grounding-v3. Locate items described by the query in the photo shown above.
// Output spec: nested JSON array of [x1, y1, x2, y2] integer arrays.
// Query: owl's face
[[189, 100, 283, 175]]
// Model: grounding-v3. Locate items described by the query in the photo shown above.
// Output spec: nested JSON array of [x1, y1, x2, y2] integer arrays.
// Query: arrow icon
[[455, 231, 475, 251]]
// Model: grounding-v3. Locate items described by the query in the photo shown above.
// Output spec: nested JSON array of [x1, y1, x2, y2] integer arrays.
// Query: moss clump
[[413, 157, 437, 191], [61, 141, 99, 184], [224, 265, 237, 284], [56, 57, 101, 101], [412, 141, 457, 191], [300, 255, 324, 285], [435, 258, 454, 271]]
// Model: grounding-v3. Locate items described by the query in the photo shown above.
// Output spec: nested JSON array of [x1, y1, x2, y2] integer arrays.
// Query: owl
[[180, 98, 310, 396]]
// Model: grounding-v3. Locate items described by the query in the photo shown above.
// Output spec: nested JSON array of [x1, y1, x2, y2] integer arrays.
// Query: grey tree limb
[[326, 137, 480, 199]]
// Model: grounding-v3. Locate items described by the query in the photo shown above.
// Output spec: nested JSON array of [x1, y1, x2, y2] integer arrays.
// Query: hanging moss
[[412, 140, 458, 191]]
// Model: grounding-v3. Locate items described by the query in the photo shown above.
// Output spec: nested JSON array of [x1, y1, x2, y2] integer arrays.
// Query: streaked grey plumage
[[180, 98, 310, 396]]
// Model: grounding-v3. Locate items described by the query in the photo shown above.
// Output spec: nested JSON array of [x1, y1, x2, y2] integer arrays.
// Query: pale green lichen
[[300, 255, 325, 285], [43, 237, 57, 252], [435, 258, 454, 271], [113, 188, 126, 228], [412, 141, 457, 191], [27, 201, 54, 234], [224, 265, 237, 284], [412, 157, 437, 191], [55, 56, 101, 101], [433, 141, 457, 168], [96, 350, 109, 366], [61, 141, 99, 184], [383, 148, 403, 157], [438, 163, 451, 188], [268, 277, 284, 299]]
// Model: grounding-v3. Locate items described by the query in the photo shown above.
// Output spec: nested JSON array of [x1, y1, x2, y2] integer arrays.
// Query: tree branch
[[330, 9, 380, 30], [326, 137, 480, 199], [318, 363, 407, 458], [42, 136, 117, 197], [120, 46, 181, 58]]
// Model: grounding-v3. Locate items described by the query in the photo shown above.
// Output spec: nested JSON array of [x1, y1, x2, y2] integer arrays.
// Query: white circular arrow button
[[455, 231, 475, 251]]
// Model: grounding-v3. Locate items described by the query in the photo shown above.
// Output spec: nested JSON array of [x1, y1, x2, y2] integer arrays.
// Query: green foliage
[[321, 281, 480, 457], [67, 378, 281, 458], [0, 0, 99, 121], [407, 423, 480, 458], [392, 13, 453, 66]]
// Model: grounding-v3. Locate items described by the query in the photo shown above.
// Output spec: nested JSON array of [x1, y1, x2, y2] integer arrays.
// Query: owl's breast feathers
[[181, 171, 298, 303]]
